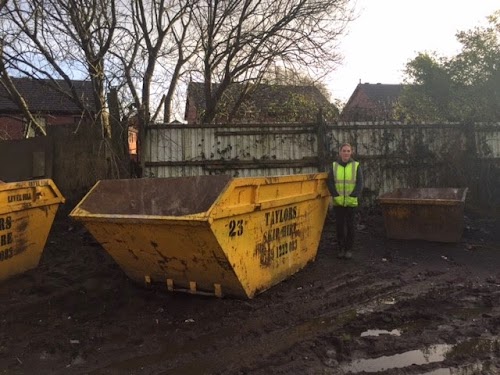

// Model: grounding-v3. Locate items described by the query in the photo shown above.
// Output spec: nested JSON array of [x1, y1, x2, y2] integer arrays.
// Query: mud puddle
[[341, 337, 498, 373]]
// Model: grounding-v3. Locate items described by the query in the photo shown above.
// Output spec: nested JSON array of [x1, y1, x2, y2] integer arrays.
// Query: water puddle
[[341, 337, 498, 373], [419, 363, 483, 375], [360, 329, 401, 337], [342, 344, 453, 373]]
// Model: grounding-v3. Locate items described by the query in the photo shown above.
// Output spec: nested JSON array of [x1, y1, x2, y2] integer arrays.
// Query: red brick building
[[341, 83, 406, 122], [0, 78, 95, 140]]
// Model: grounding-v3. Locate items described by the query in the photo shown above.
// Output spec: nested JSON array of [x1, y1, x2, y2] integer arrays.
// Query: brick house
[[341, 83, 407, 122], [184, 82, 336, 124], [0, 77, 95, 140]]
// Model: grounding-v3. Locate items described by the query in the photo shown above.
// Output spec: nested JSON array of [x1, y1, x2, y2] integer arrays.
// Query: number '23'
[[229, 219, 244, 237]]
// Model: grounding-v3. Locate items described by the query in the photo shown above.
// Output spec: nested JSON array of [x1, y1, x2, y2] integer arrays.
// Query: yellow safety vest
[[333, 161, 359, 207]]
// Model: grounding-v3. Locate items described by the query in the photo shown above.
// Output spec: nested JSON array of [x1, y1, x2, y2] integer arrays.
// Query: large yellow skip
[[70, 173, 330, 299], [0, 179, 65, 281]]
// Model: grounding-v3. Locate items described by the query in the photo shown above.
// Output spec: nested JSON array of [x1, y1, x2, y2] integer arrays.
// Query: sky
[[327, 0, 500, 103]]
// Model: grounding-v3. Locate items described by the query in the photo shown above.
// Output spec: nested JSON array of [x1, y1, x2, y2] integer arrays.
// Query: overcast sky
[[327, 0, 500, 103]]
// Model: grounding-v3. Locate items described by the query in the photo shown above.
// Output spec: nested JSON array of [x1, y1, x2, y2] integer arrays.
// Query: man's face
[[339, 146, 352, 163]]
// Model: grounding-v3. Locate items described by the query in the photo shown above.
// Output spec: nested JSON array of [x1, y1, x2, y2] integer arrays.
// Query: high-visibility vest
[[332, 161, 359, 207]]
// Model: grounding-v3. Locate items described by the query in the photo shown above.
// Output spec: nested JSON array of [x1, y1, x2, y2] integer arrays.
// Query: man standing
[[327, 143, 363, 259]]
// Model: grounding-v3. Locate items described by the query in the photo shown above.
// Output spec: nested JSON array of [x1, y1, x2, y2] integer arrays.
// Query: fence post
[[316, 108, 327, 172]]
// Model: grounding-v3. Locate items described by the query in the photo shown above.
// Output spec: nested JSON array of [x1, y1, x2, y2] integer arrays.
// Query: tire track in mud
[[78, 262, 497, 375], [216, 273, 473, 374], [84, 269, 386, 368], [81, 267, 408, 374], [239, 270, 500, 374]]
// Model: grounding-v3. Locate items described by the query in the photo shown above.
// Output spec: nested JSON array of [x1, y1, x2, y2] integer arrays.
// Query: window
[[25, 117, 47, 138]]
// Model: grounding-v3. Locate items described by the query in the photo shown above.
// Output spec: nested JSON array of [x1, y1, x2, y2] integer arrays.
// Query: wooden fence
[[0, 124, 110, 203], [144, 121, 500, 207]]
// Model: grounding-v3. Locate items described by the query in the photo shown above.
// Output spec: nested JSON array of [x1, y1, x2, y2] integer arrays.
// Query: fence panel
[[145, 123, 319, 178], [144, 122, 500, 204]]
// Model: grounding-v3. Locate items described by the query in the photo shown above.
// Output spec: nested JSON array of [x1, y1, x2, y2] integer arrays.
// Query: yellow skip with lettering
[[70, 173, 330, 299], [0, 179, 65, 281]]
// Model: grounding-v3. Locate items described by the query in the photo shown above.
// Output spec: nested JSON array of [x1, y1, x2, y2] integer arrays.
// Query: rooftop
[[0, 77, 95, 113]]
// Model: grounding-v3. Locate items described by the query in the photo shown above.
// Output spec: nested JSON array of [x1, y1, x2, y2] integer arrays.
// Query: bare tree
[[106, 0, 200, 170], [0, 0, 116, 137], [0, 45, 46, 135], [1, 0, 354, 172], [191, 0, 353, 123], [262, 64, 332, 100], [162, 4, 201, 123]]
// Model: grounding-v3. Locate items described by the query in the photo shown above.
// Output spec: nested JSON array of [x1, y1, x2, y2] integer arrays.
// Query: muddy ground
[[0, 205, 499, 375]]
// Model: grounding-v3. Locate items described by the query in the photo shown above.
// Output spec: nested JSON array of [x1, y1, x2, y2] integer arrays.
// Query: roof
[[0, 77, 95, 113], [185, 81, 332, 120], [345, 83, 406, 108], [358, 83, 405, 104], [341, 83, 408, 121]]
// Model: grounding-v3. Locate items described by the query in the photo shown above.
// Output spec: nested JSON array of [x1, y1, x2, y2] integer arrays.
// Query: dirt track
[[0, 207, 499, 375]]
